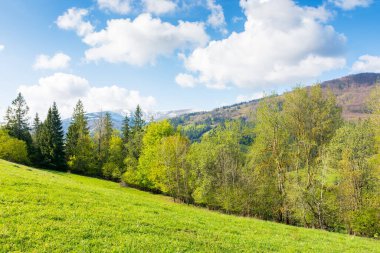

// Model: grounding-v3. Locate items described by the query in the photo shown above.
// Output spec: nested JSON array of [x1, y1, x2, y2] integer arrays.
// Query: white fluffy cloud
[[178, 0, 346, 89], [18, 73, 156, 119], [143, 0, 177, 15], [207, 0, 227, 33], [81, 13, 209, 65], [57, 6, 209, 66], [175, 73, 198, 88], [56, 8, 94, 36], [351, 55, 380, 73], [97, 0, 132, 14], [331, 0, 372, 10], [33, 53, 71, 70], [0, 44, 4, 51]]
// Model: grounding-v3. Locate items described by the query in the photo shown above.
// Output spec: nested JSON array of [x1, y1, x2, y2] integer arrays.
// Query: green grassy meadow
[[0, 159, 379, 253]]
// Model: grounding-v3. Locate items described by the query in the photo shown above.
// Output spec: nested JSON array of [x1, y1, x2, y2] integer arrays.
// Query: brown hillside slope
[[172, 73, 380, 126]]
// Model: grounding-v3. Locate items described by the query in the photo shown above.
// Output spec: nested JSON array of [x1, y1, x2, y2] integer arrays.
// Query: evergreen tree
[[66, 100, 96, 175], [30, 113, 43, 165], [124, 105, 146, 177], [94, 111, 113, 169], [39, 103, 66, 170], [66, 100, 89, 158], [121, 114, 131, 145], [32, 113, 41, 137], [4, 93, 32, 151], [133, 105, 145, 134]]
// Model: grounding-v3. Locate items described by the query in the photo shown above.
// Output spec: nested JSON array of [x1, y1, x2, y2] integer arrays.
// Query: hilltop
[[0, 159, 379, 252], [60, 73, 380, 139], [171, 73, 380, 127]]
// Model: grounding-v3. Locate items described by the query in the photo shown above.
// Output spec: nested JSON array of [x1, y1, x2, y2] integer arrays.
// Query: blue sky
[[0, 0, 379, 119]]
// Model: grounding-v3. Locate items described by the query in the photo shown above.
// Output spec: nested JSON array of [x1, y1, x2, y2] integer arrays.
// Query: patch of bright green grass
[[0, 159, 379, 252]]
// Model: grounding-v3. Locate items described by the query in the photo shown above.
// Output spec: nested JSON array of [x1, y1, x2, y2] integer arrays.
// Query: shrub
[[0, 130, 29, 164]]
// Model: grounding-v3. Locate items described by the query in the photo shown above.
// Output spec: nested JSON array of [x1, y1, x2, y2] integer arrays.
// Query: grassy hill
[[0, 159, 379, 253]]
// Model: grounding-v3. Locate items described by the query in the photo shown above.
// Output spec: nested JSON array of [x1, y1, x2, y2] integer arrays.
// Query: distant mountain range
[[62, 109, 195, 133], [61, 73, 380, 134]]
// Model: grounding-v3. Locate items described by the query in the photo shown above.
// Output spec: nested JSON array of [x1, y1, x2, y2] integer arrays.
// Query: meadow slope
[[0, 159, 379, 253]]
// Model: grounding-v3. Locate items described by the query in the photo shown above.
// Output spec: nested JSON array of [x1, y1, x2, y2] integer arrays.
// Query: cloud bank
[[57, 10, 209, 66], [352, 55, 380, 73], [18, 73, 156, 119], [177, 0, 346, 89]]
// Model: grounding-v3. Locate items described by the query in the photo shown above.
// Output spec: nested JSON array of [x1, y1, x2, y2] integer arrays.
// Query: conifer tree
[[30, 113, 43, 165], [94, 111, 113, 169], [123, 105, 145, 181], [121, 114, 130, 145], [65, 100, 96, 175], [39, 103, 65, 170], [32, 113, 41, 137], [4, 93, 32, 151], [133, 105, 144, 134], [66, 100, 89, 158]]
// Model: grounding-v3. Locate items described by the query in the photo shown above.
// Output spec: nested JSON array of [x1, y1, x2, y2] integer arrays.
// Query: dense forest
[[1, 84, 379, 238]]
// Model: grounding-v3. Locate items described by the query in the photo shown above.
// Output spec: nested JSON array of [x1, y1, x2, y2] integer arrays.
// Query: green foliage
[[246, 97, 290, 221], [94, 112, 113, 170], [1, 159, 379, 252], [124, 120, 174, 189], [0, 130, 29, 164], [65, 100, 97, 176], [181, 124, 212, 142], [369, 85, 380, 164], [156, 134, 190, 201], [102, 131, 124, 180], [30, 113, 44, 165], [123, 105, 146, 182], [133, 105, 145, 133], [2, 85, 378, 239], [328, 121, 379, 236], [38, 103, 66, 170], [121, 114, 131, 146], [281, 85, 342, 228], [4, 93, 33, 153], [188, 121, 245, 212]]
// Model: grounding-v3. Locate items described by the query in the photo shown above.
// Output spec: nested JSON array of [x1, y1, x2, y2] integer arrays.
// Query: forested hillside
[[172, 73, 380, 141], [1, 77, 379, 239]]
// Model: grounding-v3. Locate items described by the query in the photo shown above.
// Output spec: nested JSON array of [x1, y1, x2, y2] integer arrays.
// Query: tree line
[[0, 85, 379, 238]]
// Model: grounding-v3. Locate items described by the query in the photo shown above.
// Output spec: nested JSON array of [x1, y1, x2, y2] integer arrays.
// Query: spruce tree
[[66, 100, 89, 158], [4, 93, 32, 150], [104, 112, 113, 145], [124, 105, 146, 176], [32, 113, 41, 137], [94, 112, 113, 169], [121, 114, 131, 145], [133, 105, 145, 134], [121, 114, 131, 158], [39, 103, 65, 170], [31, 113, 43, 166], [65, 100, 96, 175]]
